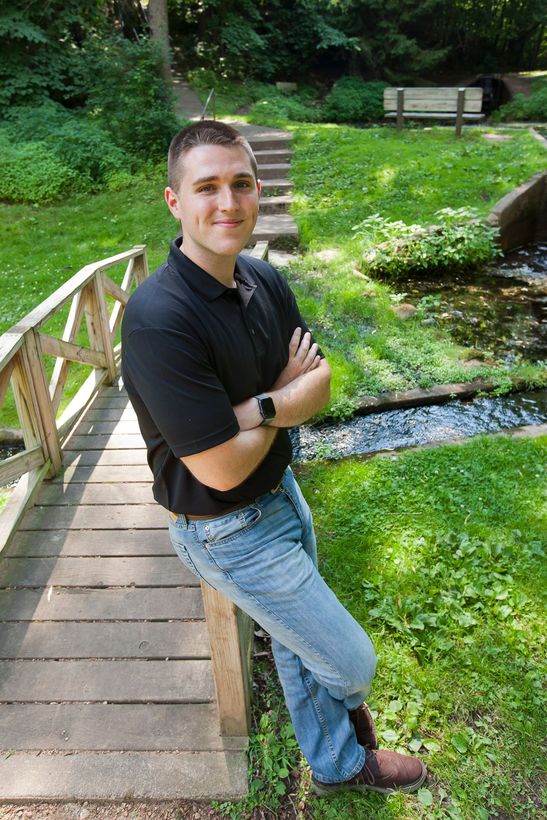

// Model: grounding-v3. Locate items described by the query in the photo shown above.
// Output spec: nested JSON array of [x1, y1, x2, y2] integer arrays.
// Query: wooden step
[[0, 750, 248, 801], [247, 133, 292, 152]]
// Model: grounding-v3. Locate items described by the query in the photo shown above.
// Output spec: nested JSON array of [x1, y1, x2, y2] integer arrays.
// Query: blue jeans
[[167, 466, 377, 783]]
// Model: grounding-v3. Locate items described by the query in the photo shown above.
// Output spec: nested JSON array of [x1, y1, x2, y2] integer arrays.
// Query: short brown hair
[[167, 120, 258, 190]]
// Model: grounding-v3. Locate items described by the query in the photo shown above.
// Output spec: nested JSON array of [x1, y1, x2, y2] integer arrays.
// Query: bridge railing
[[0, 245, 148, 554]]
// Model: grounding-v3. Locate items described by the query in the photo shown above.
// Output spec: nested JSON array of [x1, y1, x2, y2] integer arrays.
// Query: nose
[[218, 185, 237, 212]]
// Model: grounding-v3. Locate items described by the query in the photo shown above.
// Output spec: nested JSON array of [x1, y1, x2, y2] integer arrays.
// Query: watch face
[[260, 396, 276, 420]]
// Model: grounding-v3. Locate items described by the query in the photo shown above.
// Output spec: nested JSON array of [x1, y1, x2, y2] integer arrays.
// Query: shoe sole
[[311, 763, 427, 797]]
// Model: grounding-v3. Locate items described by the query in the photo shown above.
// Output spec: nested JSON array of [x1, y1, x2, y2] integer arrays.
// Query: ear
[[165, 186, 182, 221], [257, 179, 261, 197]]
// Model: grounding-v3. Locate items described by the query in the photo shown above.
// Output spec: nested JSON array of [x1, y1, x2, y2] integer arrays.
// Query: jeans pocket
[[171, 540, 203, 579], [202, 505, 262, 546]]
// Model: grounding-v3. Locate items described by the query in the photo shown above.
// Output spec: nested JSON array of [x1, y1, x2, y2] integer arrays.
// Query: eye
[[234, 180, 252, 189], [197, 184, 215, 193]]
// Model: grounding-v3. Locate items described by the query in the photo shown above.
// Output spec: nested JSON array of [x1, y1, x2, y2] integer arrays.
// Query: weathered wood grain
[[64, 434, 145, 451], [0, 556, 196, 587], [0, 621, 210, 658], [5, 527, 173, 557], [0, 659, 213, 701], [0, 750, 249, 800], [0, 703, 235, 751], [20, 503, 166, 530], [38, 482, 154, 505], [62, 449, 148, 466], [52, 464, 152, 483], [0, 586, 203, 619]]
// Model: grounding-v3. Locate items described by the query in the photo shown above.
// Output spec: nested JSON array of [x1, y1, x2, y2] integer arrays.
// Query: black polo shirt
[[121, 239, 316, 515]]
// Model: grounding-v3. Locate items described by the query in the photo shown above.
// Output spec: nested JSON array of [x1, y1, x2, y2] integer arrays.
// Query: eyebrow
[[192, 172, 255, 187]]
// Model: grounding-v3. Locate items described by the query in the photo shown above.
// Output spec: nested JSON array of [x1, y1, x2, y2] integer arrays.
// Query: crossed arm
[[181, 328, 331, 492]]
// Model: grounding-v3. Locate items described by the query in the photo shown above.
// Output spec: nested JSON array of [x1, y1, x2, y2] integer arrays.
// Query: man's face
[[165, 143, 260, 270]]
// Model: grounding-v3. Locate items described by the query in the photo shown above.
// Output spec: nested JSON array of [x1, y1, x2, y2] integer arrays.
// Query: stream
[[292, 241, 546, 461]]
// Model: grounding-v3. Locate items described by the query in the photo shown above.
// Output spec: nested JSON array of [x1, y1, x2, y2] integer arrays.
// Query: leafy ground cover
[[216, 433, 546, 819], [282, 125, 547, 415]]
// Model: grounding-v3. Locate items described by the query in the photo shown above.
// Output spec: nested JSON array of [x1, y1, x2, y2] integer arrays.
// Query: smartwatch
[[256, 394, 276, 425]]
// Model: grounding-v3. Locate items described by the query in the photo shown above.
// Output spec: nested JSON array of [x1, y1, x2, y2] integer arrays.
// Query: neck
[[179, 238, 237, 288]]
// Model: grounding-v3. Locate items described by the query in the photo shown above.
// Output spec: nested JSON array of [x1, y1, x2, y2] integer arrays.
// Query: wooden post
[[132, 247, 149, 286], [23, 330, 63, 475], [455, 88, 465, 137], [85, 277, 117, 385], [201, 581, 253, 737], [396, 88, 404, 132]]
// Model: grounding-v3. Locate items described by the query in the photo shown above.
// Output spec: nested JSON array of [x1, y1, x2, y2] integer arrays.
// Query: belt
[[169, 480, 284, 524]]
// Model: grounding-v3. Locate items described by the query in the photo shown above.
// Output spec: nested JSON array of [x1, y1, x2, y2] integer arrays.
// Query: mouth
[[214, 219, 245, 227]]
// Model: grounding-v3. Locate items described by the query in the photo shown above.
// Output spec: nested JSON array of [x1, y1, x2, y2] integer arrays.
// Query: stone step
[[256, 162, 291, 180], [260, 178, 293, 193], [247, 134, 293, 152], [254, 148, 292, 164], [259, 194, 293, 214], [252, 214, 299, 249]]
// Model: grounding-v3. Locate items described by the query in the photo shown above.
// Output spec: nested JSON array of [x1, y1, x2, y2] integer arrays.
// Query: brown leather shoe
[[311, 748, 427, 796], [349, 703, 378, 749]]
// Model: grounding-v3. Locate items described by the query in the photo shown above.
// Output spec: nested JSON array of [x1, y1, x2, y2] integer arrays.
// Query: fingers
[[288, 327, 302, 357], [294, 331, 311, 364]]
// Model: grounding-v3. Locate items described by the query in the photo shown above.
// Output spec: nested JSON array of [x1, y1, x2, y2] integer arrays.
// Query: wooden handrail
[[0, 244, 149, 556]]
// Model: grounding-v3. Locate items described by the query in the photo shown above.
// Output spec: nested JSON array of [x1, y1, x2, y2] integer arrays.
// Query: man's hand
[[272, 327, 321, 389], [233, 327, 323, 431]]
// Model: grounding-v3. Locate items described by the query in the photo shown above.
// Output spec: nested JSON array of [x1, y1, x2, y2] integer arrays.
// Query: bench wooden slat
[[384, 87, 483, 103], [0, 659, 212, 701], [385, 98, 483, 113], [385, 112, 485, 119], [0, 621, 210, 658], [0, 556, 196, 587], [0, 587, 203, 619]]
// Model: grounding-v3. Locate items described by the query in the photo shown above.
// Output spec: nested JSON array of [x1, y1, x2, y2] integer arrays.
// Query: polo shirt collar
[[168, 238, 257, 303]]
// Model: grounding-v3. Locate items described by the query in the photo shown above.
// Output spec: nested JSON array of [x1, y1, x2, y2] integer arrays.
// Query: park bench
[[384, 87, 485, 136]]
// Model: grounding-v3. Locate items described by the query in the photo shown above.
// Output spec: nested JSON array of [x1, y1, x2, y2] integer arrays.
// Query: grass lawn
[[218, 434, 546, 819]]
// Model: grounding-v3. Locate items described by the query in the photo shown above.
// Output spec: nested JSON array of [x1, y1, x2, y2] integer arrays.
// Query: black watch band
[[256, 394, 276, 425]]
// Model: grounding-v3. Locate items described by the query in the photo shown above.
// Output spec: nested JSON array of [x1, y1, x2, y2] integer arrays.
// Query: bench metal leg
[[455, 88, 464, 137], [396, 88, 404, 132]]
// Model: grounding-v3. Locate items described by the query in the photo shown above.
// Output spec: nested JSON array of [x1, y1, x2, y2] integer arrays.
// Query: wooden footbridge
[[0, 245, 263, 802]]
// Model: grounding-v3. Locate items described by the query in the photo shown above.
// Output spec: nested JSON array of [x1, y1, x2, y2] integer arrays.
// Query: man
[[121, 120, 426, 796]]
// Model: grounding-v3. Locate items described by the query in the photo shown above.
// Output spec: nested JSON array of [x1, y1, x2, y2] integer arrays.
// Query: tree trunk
[[148, 0, 171, 83]]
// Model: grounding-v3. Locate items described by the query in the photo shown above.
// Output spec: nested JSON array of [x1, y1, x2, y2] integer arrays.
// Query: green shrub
[[0, 133, 79, 204], [322, 77, 389, 123], [493, 86, 547, 122], [3, 104, 130, 190], [86, 35, 180, 159], [353, 207, 501, 278], [248, 86, 321, 125]]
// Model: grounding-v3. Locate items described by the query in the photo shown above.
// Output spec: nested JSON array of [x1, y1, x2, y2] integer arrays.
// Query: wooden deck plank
[[0, 621, 210, 658], [0, 659, 213, 701], [65, 434, 144, 451], [72, 419, 141, 435], [0, 751, 248, 800], [0, 703, 243, 751], [0, 587, 203, 620], [38, 482, 155, 505], [5, 528, 174, 557], [20, 503, 167, 529], [81, 406, 137, 421], [62, 449, 148, 466], [0, 556, 197, 587], [52, 463, 152, 483]]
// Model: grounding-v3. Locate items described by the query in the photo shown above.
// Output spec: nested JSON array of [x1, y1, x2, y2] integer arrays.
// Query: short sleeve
[[122, 326, 239, 457]]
